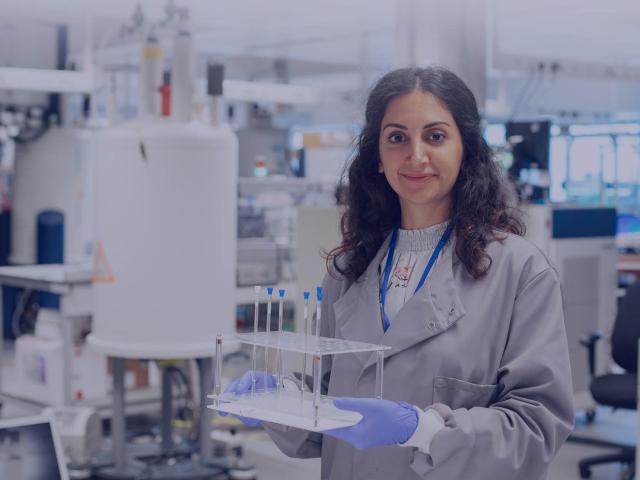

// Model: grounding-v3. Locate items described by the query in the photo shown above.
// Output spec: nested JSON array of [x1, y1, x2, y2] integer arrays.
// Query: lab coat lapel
[[361, 237, 466, 372], [334, 236, 391, 365]]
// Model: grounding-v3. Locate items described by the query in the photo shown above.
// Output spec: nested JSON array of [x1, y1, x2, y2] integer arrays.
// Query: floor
[[550, 442, 630, 480], [243, 422, 634, 480], [226, 409, 638, 480], [232, 406, 639, 479], [0, 389, 635, 479]]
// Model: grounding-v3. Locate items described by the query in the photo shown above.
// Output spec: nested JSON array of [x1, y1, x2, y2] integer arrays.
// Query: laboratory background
[[0, 0, 637, 479]]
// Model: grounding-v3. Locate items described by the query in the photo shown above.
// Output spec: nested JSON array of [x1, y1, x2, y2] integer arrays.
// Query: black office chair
[[578, 280, 640, 479]]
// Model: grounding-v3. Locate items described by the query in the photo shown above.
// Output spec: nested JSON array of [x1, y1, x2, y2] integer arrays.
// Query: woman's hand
[[322, 397, 418, 449], [218, 371, 276, 427]]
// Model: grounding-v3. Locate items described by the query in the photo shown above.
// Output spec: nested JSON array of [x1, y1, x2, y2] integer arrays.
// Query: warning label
[[93, 241, 115, 283]]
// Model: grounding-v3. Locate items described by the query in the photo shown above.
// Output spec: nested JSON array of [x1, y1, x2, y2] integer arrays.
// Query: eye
[[428, 131, 446, 143], [387, 132, 406, 144]]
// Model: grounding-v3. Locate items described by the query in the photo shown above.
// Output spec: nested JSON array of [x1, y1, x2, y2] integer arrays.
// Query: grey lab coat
[[264, 233, 574, 479]]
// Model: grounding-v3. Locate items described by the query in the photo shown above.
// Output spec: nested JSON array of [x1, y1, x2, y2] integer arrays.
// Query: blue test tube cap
[[303, 291, 310, 300], [316, 286, 323, 301], [278, 288, 285, 298], [266, 287, 274, 296]]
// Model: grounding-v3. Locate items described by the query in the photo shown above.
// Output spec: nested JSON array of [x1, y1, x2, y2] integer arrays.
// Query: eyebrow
[[382, 121, 450, 131]]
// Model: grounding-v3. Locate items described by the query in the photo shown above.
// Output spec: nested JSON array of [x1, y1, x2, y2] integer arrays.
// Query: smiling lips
[[400, 172, 437, 182]]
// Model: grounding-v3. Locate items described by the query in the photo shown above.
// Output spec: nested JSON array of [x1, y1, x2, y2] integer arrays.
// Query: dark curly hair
[[328, 66, 524, 281]]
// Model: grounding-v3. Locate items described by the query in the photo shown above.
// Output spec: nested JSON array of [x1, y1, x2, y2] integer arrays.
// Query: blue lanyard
[[380, 224, 453, 332]]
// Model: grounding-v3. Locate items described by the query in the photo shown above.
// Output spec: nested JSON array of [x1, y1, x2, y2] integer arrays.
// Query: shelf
[[0, 263, 92, 293], [208, 387, 362, 432], [229, 331, 390, 356], [617, 255, 640, 272]]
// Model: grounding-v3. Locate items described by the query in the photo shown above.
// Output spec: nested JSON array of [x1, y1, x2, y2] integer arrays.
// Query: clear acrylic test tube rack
[[208, 287, 391, 432]]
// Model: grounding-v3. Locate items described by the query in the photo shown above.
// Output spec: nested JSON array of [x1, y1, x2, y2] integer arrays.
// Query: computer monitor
[[505, 120, 551, 172], [0, 415, 69, 480]]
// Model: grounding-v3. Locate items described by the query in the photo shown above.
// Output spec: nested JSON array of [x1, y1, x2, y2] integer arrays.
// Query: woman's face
[[378, 89, 463, 224]]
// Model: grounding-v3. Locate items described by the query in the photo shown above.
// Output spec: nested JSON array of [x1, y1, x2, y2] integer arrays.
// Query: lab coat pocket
[[432, 376, 498, 409]]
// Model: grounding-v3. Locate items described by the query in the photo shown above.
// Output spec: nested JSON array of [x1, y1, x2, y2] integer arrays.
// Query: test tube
[[301, 291, 310, 399], [315, 287, 323, 339], [313, 287, 324, 426], [215, 334, 222, 407], [375, 349, 384, 400], [264, 287, 273, 392], [251, 286, 260, 396], [276, 288, 285, 391], [312, 354, 322, 428]]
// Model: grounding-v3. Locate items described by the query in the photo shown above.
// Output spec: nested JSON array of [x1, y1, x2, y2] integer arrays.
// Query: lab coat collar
[[334, 232, 466, 375]]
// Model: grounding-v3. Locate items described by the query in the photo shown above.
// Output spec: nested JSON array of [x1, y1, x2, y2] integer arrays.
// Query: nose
[[409, 139, 429, 163]]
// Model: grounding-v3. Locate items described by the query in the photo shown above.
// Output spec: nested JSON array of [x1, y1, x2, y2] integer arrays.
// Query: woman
[[228, 66, 574, 479]]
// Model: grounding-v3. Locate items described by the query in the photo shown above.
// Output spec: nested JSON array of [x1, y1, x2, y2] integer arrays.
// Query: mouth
[[400, 173, 437, 182]]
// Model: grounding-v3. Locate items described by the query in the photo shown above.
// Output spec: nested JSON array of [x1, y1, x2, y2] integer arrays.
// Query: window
[[549, 136, 568, 202], [484, 123, 506, 147], [548, 126, 640, 209], [565, 136, 615, 205], [616, 136, 640, 214]]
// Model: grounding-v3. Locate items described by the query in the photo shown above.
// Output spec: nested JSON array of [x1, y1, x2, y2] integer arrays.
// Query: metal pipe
[[215, 335, 222, 406], [197, 357, 214, 459], [161, 366, 173, 453], [375, 350, 385, 400], [252, 286, 260, 396], [301, 291, 310, 399], [61, 317, 74, 405], [112, 357, 126, 473]]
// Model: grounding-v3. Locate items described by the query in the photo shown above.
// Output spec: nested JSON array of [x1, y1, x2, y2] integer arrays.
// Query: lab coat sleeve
[[410, 267, 575, 479], [400, 407, 445, 454], [261, 275, 337, 459]]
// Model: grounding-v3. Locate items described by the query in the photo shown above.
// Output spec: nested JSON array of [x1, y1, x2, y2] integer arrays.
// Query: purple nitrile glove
[[218, 371, 276, 427], [322, 397, 418, 450]]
